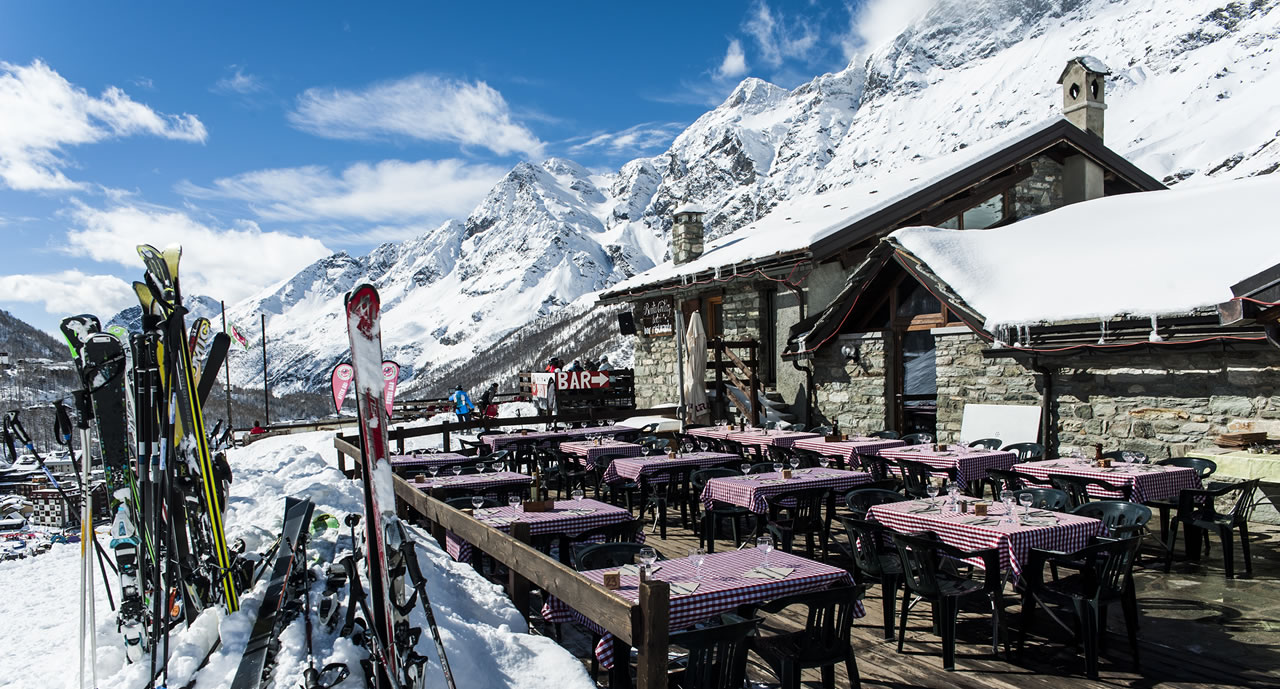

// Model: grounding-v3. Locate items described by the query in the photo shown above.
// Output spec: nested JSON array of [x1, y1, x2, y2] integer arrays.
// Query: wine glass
[[475, 462, 486, 474], [571, 489, 585, 502], [1018, 492, 1034, 515], [688, 547, 707, 580], [789, 457, 800, 471], [818, 457, 830, 470], [471, 496, 485, 512], [642, 444, 654, 457], [638, 546, 658, 576], [428, 465, 439, 479], [926, 480, 939, 504], [740, 462, 751, 475], [698, 440, 710, 452], [1000, 490, 1016, 523], [947, 481, 960, 505], [451, 465, 462, 477], [492, 462, 504, 473], [508, 495, 522, 511], [772, 462, 784, 474], [756, 535, 774, 569]]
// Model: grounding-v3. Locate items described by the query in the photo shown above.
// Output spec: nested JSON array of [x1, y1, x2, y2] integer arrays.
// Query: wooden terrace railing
[[710, 338, 761, 425]]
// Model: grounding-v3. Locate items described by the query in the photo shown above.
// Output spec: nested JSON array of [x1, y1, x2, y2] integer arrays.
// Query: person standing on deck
[[450, 385, 475, 423], [477, 382, 499, 420]]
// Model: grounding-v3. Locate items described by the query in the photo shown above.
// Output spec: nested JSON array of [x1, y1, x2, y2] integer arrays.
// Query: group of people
[[449, 382, 499, 423], [543, 354, 612, 372]]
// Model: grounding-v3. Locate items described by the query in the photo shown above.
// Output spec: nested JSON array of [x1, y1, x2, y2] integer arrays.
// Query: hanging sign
[[331, 362, 354, 413], [555, 370, 610, 390], [636, 297, 675, 337]]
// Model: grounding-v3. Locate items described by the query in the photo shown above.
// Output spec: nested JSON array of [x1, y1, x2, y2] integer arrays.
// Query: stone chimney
[[671, 202, 706, 265], [1058, 56, 1110, 204]]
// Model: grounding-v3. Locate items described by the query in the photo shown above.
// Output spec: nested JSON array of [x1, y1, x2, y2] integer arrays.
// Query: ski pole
[[397, 528, 457, 689]]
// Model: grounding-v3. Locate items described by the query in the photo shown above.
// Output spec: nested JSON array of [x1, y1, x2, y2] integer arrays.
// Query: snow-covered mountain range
[[152, 0, 1280, 400]]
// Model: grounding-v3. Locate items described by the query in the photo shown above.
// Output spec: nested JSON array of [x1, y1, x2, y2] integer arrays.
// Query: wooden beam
[[634, 579, 670, 689]]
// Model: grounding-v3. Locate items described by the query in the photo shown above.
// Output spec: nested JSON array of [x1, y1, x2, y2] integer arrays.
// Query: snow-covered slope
[[187, 0, 1279, 396]]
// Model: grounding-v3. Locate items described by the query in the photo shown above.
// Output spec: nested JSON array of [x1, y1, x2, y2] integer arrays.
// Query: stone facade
[[671, 212, 705, 265], [1013, 154, 1064, 220], [810, 332, 891, 434], [925, 331, 1280, 460]]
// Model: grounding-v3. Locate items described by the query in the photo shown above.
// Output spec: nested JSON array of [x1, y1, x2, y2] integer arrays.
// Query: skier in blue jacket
[[450, 385, 475, 423]]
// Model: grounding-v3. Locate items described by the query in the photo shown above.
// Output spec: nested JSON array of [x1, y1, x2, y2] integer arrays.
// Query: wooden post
[[507, 521, 532, 620], [443, 428, 451, 452], [634, 578, 670, 689], [429, 488, 447, 544], [748, 341, 761, 427], [396, 430, 405, 455]]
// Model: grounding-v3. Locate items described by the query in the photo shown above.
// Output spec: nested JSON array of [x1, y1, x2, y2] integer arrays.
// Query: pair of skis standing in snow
[[52, 244, 451, 689]]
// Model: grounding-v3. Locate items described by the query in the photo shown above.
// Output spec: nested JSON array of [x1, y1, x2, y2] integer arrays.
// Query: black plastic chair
[[1018, 536, 1142, 679], [692, 468, 751, 553], [843, 488, 908, 518], [574, 540, 662, 570], [1002, 442, 1044, 461], [838, 516, 902, 640], [1013, 488, 1071, 512], [985, 468, 1023, 500], [896, 459, 937, 500], [899, 433, 933, 446], [714, 438, 747, 457], [738, 586, 863, 689], [562, 519, 643, 566], [641, 466, 696, 539], [1102, 450, 1148, 464], [1147, 457, 1217, 545], [809, 425, 834, 436], [869, 430, 900, 440], [793, 448, 824, 469], [891, 531, 1005, 670], [1164, 478, 1260, 578], [444, 496, 498, 510], [764, 487, 832, 559], [593, 453, 639, 511], [667, 614, 757, 689], [1071, 501, 1151, 538], [749, 461, 778, 475], [612, 429, 642, 444], [853, 453, 899, 489], [1049, 474, 1132, 507], [968, 438, 1002, 450]]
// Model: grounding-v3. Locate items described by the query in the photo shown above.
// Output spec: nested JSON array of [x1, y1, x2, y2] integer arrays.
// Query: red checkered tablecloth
[[559, 440, 644, 466], [388, 453, 473, 474], [445, 498, 634, 562], [481, 425, 635, 451], [1012, 459, 1201, 503], [700, 469, 872, 514], [685, 426, 739, 440], [602, 452, 740, 484], [878, 446, 1018, 485], [408, 471, 533, 497], [867, 498, 1101, 577], [541, 548, 857, 669], [727, 430, 822, 450], [792, 437, 907, 463]]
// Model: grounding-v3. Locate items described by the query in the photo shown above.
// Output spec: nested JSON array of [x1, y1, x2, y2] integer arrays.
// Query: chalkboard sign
[[636, 297, 675, 337]]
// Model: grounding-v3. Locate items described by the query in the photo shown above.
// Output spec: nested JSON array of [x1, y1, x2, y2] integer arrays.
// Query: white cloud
[[567, 123, 684, 157], [288, 74, 545, 158], [213, 65, 265, 95], [65, 202, 331, 304], [0, 60, 206, 191], [743, 1, 819, 68], [717, 39, 749, 80], [843, 0, 939, 56], [0, 270, 134, 316], [176, 158, 504, 224]]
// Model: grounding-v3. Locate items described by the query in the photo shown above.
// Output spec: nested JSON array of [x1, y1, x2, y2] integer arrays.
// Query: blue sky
[[0, 1, 925, 333]]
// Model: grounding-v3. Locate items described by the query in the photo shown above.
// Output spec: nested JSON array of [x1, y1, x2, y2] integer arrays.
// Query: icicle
[[1012, 324, 1023, 348], [732, 263, 738, 276], [1098, 319, 1108, 345], [1149, 315, 1164, 342], [714, 265, 721, 279], [992, 323, 1007, 349]]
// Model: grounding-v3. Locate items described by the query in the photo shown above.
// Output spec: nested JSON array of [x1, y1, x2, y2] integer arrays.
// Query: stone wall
[[720, 287, 761, 340], [1013, 154, 1064, 220], [811, 332, 891, 434], [934, 331, 1042, 443], [633, 329, 678, 409]]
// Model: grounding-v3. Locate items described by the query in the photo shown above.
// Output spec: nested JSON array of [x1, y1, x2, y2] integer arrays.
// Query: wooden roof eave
[[887, 242, 994, 342], [595, 248, 812, 305]]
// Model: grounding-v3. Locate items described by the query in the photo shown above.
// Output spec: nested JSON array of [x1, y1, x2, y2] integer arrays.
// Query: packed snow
[[890, 175, 1280, 328], [0, 429, 593, 689]]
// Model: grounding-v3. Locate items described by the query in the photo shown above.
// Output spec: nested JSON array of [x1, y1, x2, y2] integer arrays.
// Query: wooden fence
[[333, 435, 672, 689]]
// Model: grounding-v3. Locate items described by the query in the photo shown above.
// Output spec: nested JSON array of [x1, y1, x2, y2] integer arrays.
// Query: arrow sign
[[554, 370, 611, 390]]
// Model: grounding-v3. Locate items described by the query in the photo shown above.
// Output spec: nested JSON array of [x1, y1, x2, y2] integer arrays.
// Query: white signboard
[[959, 403, 1041, 446]]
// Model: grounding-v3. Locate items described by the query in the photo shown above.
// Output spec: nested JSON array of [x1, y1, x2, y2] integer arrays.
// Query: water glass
[[688, 547, 707, 580], [571, 489, 585, 501], [1000, 490, 1016, 522], [1018, 493, 1034, 514], [492, 462, 504, 473], [428, 466, 439, 478], [471, 496, 485, 511], [789, 458, 800, 471], [451, 465, 462, 477], [638, 546, 658, 575], [741, 462, 751, 475], [772, 462, 784, 473], [926, 481, 939, 503], [819, 458, 830, 469], [508, 495, 522, 511], [756, 535, 774, 568]]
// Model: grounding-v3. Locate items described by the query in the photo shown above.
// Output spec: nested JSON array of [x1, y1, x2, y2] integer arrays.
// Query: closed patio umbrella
[[683, 311, 710, 425]]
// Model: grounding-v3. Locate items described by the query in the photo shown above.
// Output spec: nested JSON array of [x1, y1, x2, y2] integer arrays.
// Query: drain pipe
[[784, 282, 817, 423], [1032, 358, 1055, 453]]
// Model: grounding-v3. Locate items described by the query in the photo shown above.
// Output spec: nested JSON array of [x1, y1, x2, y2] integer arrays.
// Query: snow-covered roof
[[891, 174, 1280, 328], [1059, 55, 1111, 81], [605, 117, 1078, 295], [673, 202, 707, 215]]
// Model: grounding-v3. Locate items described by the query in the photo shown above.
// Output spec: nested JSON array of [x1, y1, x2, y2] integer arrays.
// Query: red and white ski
[[343, 284, 402, 689]]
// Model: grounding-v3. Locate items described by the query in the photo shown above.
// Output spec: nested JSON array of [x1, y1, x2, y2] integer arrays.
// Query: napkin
[[668, 581, 700, 596], [616, 564, 642, 577], [745, 566, 795, 580], [1020, 516, 1058, 526], [909, 503, 941, 514]]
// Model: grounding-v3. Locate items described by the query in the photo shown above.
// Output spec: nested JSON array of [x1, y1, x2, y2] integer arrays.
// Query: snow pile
[[0, 430, 592, 689], [891, 175, 1280, 327]]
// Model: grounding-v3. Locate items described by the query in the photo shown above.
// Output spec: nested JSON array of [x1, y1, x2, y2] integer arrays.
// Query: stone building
[[600, 57, 1164, 435]]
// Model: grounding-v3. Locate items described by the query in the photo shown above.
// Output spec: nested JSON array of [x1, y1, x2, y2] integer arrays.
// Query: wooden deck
[[515, 508, 1280, 689]]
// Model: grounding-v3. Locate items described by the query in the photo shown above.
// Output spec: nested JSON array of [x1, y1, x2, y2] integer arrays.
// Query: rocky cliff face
[[136, 0, 1278, 401]]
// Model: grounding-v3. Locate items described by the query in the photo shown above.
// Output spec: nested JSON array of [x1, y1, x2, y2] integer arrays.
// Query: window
[[704, 296, 724, 337], [963, 194, 1004, 229]]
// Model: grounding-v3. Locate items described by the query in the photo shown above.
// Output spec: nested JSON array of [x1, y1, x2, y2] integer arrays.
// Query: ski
[[229, 496, 314, 689], [343, 284, 407, 689], [197, 331, 231, 406]]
